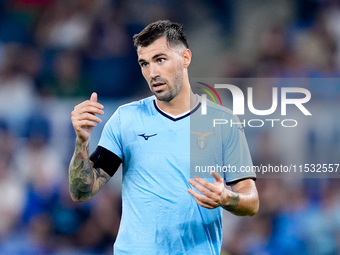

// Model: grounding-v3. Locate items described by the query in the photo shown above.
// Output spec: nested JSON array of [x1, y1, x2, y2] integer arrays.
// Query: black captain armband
[[226, 177, 256, 186], [90, 146, 122, 177]]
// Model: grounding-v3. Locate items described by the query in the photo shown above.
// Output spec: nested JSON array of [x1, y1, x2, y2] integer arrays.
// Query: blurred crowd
[[0, 0, 340, 254]]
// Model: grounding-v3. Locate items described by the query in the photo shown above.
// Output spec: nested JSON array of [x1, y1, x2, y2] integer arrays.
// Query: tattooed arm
[[69, 140, 111, 202], [69, 92, 110, 202]]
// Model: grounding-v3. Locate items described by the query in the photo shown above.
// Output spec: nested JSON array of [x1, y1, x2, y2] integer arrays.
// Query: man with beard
[[69, 20, 259, 254]]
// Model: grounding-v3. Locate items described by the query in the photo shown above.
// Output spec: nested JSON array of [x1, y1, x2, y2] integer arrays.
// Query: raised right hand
[[71, 92, 104, 143]]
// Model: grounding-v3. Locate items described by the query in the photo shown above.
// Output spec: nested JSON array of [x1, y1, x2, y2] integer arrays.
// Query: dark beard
[[154, 89, 176, 102], [153, 68, 183, 102]]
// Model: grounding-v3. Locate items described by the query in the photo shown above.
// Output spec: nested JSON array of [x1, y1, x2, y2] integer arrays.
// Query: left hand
[[188, 171, 233, 209]]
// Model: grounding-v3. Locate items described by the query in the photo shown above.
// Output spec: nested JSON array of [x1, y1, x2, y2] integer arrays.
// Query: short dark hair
[[133, 20, 189, 50]]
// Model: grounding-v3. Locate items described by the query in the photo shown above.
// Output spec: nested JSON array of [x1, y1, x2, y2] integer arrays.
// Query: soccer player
[[69, 20, 259, 254]]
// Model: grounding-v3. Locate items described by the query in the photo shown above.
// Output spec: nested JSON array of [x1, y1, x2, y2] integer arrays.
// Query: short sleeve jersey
[[98, 95, 255, 255]]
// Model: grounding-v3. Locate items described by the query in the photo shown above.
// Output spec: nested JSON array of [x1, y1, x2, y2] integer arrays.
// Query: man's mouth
[[153, 82, 165, 87], [152, 82, 166, 91]]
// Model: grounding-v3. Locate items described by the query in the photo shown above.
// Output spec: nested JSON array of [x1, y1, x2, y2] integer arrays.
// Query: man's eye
[[157, 58, 165, 63], [141, 62, 148, 67]]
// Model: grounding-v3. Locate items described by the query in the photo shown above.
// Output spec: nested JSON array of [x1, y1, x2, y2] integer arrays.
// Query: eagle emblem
[[190, 131, 214, 149]]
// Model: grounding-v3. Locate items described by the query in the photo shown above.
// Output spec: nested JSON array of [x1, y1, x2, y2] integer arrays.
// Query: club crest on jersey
[[191, 131, 214, 149]]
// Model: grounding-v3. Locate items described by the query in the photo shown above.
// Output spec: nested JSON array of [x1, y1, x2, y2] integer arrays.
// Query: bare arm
[[69, 92, 110, 202], [188, 172, 259, 216], [222, 179, 259, 216]]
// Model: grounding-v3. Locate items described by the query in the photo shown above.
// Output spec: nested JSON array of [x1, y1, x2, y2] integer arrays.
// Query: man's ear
[[182, 49, 192, 68]]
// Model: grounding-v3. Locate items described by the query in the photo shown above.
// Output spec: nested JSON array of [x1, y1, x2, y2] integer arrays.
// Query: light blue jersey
[[98, 95, 255, 254], [190, 96, 255, 182]]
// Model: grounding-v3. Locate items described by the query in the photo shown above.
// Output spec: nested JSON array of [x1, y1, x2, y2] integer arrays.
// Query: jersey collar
[[153, 96, 201, 121]]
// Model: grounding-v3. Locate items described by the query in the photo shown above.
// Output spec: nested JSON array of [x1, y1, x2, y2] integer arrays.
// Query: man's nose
[[149, 63, 160, 79]]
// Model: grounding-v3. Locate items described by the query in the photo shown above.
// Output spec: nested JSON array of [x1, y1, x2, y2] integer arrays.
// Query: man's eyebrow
[[138, 58, 146, 64], [152, 53, 167, 59], [138, 53, 167, 63]]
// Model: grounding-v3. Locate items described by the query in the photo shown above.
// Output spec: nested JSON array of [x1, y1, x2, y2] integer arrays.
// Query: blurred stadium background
[[0, 0, 340, 254]]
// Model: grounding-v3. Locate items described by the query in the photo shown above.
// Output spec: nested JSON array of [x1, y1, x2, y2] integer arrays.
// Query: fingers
[[189, 177, 220, 193], [72, 112, 102, 125], [71, 93, 104, 142], [74, 104, 104, 116], [188, 178, 218, 197], [211, 171, 223, 181], [73, 93, 104, 117], [90, 92, 98, 102], [188, 188, 219, 209], [188, 178, 222, 209], [74, 119, 98, 128], [188, 175, 228, 209], [74, 99, 104, 114]]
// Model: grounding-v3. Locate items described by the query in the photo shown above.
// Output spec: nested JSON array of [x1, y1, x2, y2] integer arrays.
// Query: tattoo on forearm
[[69, 141, 93, 200], [223, 192, 240, 212], [69, 141, 110, 201]]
